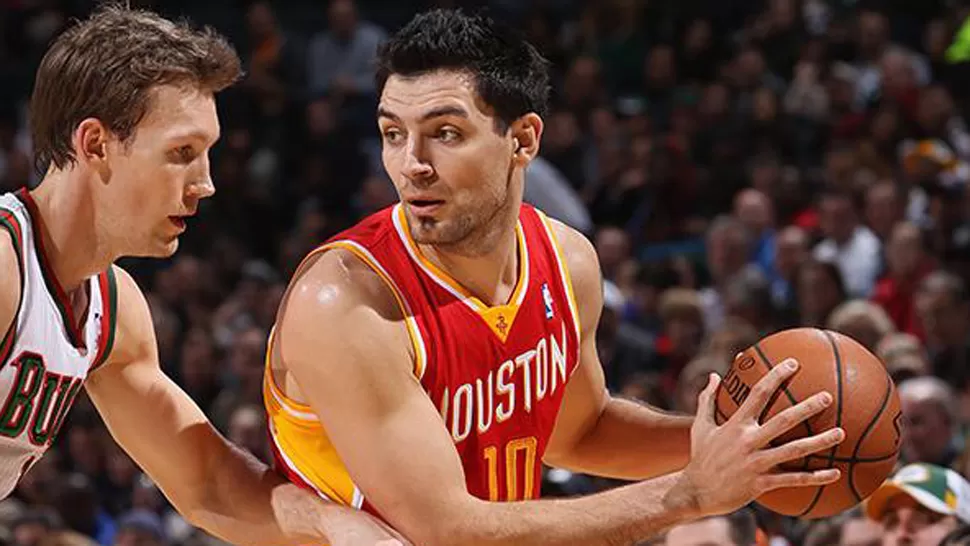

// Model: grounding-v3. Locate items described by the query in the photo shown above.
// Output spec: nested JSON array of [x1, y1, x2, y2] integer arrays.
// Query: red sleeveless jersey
[[324, 203, 582, 503]]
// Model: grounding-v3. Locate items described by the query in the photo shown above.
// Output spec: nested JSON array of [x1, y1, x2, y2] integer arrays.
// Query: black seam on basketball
[[752, 342, 814, 474], [751, 344, 813, 436], [847, 371, 894, 502], [796, 330, 844, 518], [801, 452, 898, 464]]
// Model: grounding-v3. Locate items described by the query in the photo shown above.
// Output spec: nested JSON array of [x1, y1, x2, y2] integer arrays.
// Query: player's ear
[[509, 113, 543, 167], [74, 118, 110, 167]]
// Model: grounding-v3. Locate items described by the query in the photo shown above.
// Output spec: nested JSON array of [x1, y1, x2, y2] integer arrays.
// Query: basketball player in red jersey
[[0, 5, 405, 546], [265, 9, 846, 546]]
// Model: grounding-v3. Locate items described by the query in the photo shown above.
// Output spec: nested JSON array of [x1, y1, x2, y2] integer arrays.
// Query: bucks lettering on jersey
[[0, 190, 117, 499]]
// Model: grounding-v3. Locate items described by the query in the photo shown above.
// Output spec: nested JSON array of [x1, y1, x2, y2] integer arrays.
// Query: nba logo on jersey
[[542, 283, 554, 319]]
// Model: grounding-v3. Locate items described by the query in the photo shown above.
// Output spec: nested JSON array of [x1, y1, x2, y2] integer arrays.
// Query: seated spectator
[[662, 509, 759, 546], [796, 259, 849, 327], [802, 507, 882, 546], [916, 271, 970, 388], [827, 299, 896, 352], [872, 222, 936, 338], [652, 288, 706, 397], [673, 354, 730, 414], [875, 332, 932, 383], [866, 463, 970, 545], [813, 190, 882, 298], [700, 320, 759, 364], [899, 377, 961, 468]]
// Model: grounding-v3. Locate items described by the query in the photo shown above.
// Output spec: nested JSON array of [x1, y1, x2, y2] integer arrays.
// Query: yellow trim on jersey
[[391, 205, 530, 343], [535, 211, 582, 345], [323, 240, 428, 380], [263, 330, 362, 507], [262, 238, 434, 508]]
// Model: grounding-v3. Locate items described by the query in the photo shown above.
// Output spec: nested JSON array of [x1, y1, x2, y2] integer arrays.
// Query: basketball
[[714, 328, 903, 519]]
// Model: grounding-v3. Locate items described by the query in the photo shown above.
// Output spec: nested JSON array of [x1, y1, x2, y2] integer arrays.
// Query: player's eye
[[172, 145, 196, 163], [437, 127, 461, 143], [382, 128, 403, 144]]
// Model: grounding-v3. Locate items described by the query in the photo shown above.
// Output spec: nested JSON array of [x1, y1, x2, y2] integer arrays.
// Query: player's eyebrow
[[167, 129, 218, 145], [377, 105, 469, 122]]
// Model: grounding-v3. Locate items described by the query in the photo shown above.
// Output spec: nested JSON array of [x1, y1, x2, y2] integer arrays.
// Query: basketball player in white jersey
[[0, 5, 406, 546]]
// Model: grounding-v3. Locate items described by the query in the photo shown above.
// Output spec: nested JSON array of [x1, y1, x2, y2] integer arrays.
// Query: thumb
[[696, 372, 722, 426]]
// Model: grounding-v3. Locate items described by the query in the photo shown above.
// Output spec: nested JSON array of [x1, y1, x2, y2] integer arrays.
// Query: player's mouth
[[168, 215, 189, 232], [407, 199, 445, 215]]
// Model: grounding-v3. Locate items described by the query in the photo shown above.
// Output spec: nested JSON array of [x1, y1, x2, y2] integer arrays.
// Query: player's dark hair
[[375, 9, 551, 133]]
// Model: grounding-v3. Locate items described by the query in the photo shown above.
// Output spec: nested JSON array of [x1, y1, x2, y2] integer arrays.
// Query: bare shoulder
[[546, 218, 603, 314], [0, 230, 20, 349], [276, 247, 411, 373], [279, 247, 404, 325]]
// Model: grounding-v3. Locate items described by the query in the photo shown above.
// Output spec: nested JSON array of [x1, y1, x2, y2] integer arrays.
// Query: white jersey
[[0, 189, 117, 499]]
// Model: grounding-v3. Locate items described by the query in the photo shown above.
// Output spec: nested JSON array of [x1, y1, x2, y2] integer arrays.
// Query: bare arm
[[275, 249, 843, 546], [86, 266, 405, 546], [543, 220, 692, 480]]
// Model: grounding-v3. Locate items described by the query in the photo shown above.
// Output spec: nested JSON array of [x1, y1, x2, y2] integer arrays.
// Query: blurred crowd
[[4, 0, 970, 544]]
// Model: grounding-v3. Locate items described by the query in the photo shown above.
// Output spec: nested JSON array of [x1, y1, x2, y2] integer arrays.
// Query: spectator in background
[[598, 281, 655, 393], [814, 190, 883, 297], [594, 226, 632, 283], [733, 188, 777, 278], [700, 216, 753, 330], [722, 266, 775, 335], [771, 225, 810, 324], [113, 512, 164, 546], [662, 509, 759, 546], [652, 288, 706, 397], [796, 259, 848, 327], [827, 299, 895, 352], [916, 271, 970, 387], [872, 221, 935, 338], [239, 0, 304, 125], [306, 0, 386, 132], [210, 327, 268, 431], [876, 333, 932, 383], [11, 510, 60, 546], [801, 508, 882, 546], [865, 180, 907, 243], [899, 377, 960, 468], [672, 354, 729, 415], [865, 463, 970, 546]]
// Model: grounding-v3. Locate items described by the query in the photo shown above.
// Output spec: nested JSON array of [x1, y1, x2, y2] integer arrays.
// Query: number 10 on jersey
[[483, 436, 538, 501]]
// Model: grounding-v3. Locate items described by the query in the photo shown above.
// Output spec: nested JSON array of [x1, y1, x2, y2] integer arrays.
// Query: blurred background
[[4, 0, 970, 544]]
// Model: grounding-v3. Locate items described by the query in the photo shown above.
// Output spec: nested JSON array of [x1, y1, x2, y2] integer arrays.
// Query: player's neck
[[29, 172, 115, 293], [423, 213, 520, 308]]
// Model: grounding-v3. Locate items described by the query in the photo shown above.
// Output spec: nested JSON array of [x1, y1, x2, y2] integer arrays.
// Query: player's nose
[[187, 176, 215, 199], [401, 138, 434, 181]]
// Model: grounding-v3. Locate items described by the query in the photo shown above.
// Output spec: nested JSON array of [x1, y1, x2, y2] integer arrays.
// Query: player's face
[[378, 70, 528, 252], [102, 84, 220, 258]]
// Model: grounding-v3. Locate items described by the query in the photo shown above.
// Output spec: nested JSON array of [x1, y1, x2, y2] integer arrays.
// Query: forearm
[[553, 397, 693, 480], [190, 441, 333, 546], [440, 471, 700, 546]]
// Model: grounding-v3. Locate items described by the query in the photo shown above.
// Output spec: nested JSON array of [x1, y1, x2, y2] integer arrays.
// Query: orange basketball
[[714, 328, 902, 519]]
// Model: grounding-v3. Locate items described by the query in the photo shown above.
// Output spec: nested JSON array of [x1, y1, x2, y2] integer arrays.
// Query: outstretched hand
[[682, 359, 846, 517]]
